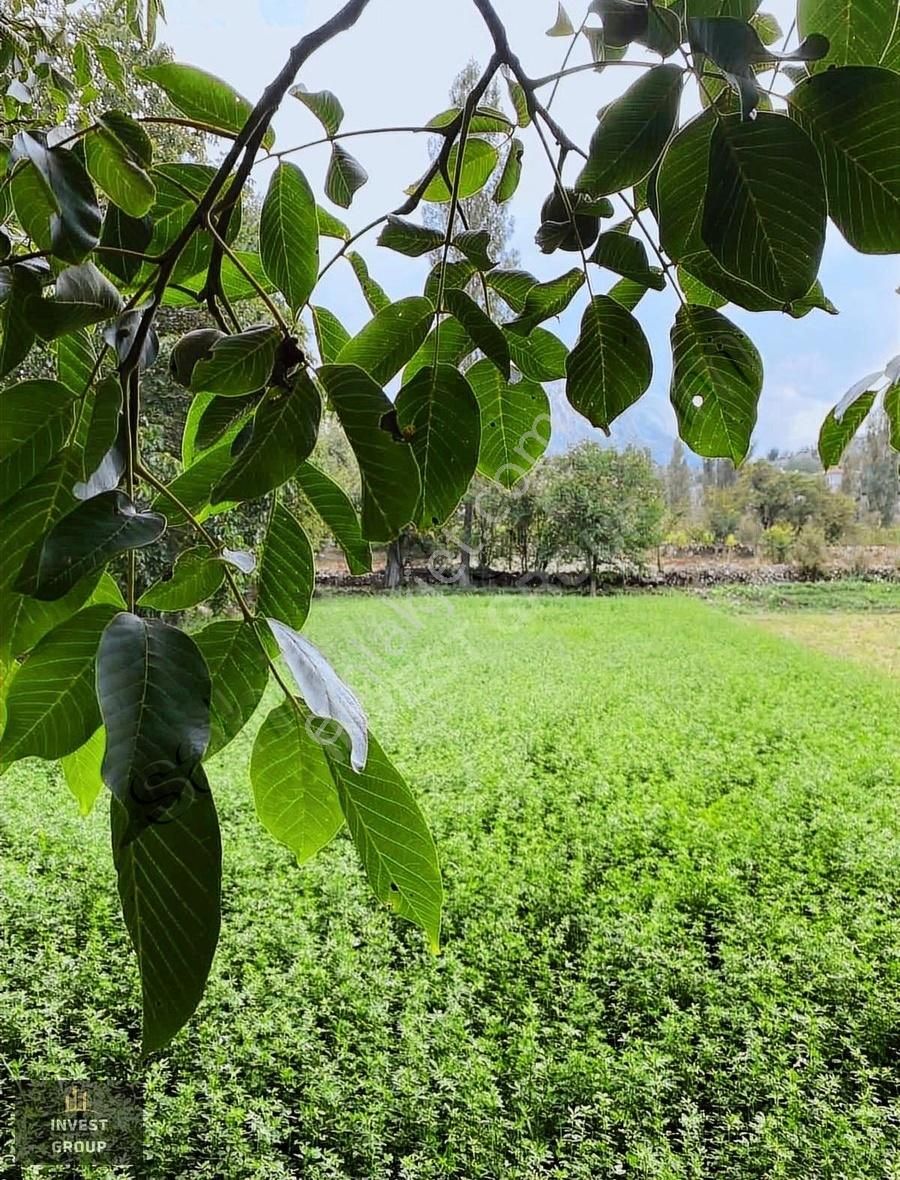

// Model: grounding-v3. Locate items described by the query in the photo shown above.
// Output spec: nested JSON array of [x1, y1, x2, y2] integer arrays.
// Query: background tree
[[537, 444, 664, 593]]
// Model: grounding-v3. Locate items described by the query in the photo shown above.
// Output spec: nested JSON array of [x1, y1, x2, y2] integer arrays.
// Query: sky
[[157, 0, 899, 459]]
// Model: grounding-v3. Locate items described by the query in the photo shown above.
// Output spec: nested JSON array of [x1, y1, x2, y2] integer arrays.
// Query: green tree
[[537, 444, 664, 592], [0, 0, 898, 1051]]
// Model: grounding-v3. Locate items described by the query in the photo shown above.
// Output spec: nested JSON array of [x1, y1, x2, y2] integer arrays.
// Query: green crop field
[[2, 594, 899, 1179]]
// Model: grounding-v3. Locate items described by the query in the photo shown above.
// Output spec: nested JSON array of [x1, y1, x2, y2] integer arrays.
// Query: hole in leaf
[[692, 394, 704, 408]]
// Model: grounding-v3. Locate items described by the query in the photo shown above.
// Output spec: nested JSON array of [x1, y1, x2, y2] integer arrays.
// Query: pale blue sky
[[159, 0, 899, 456]]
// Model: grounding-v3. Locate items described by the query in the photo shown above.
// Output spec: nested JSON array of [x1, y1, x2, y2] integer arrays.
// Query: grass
[[706, 578, 900, 678], [705, 578, 900, 613], [1, 594, 899, 1179]]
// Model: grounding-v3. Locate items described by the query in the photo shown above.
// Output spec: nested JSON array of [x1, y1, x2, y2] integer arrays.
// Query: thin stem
[[139, 115, 238, 138], [433, 59, 496, 361], [267, 124, 434, 161], [204, 216, 292, 334], [546, 13, 587, 110], [531, 113, 594, 299], [534, 59, 658, 91], [135, 462, 298, 703], [620, 192, 685, 306]]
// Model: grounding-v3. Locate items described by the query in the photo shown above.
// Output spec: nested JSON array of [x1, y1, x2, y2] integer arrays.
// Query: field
[[709, 580, 900, 677], [1, 593, 899, 1178]]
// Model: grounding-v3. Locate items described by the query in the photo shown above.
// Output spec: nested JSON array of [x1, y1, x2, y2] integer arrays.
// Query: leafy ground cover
[[708, 579, 900, 677], [1, 594, 899, 1179], [705, 578, 900, 612]]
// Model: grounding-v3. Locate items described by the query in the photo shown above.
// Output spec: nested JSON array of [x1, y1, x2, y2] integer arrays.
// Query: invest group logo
[[13, 1079, 143, 1166]]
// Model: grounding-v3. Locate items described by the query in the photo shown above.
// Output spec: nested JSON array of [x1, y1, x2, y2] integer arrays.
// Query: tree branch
[[120, 0, 375, 383]]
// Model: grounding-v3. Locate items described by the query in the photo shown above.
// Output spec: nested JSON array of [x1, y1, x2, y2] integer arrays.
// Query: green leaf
[[212, 371, 321, 503], [324, 732, 442, 953], [591, 230, 666, 291], [493, 138, 524, 204], [10, 163, 54, 254], [190, 325, 280, 396], [16, 490, 166, 601], [452, 228, 502, 270], [0, 604, 117, 764], [884, 382, 900, 452], [95, 44, 126, 89], [193, 620, 269, 757], [504, 326, 569, 382], [250, 700, 344, 863], [688, 16, 828, 117], [61, 728, 105, 817], [403, 318, 475, 383], [639, 4, 685, 56], [377, 216, 444, 258], [266, 618, 368, 771], [318, 364, 421, 541], [657, 111, 785, 311], [153, 442, 238, 525], [787, 279, 838, 318], [582, 27, 628, 67], [260, 162, 318, 314], [192, 391, 260, 455], [97, 611, 211, 808], [0, 379, 78, 506], [788, 67, 900, 255], [98, 204, 153, 284], [336, 297, 434, 386], [426, 106, 513, 134], [701, 113, 826, 304], [678, 267, 727, 307], [56, 329, 96, 396], [416, 140, 499, 203], [111, 787, 221, 1054], [138, 547, 225, 611], [138, 62, 275, 149], [575, 65, 683, 197], [504, 70, 532, 127], [0, 266, 41, 379], [424, 259, 476, 305], [565, 295, 653, 432], [0, 454, 77, 592], [444, 289, 510, 378], [588, 0, 650, 45], [547, 3, 576, 35], [798, 0, 897, 71], [84, 121, 155, 218], [11, 133, 100, 262], [290, 85, 344, 136], [315, 205, 350, 240], [607, 277, 652, 311], [294, 461, 371, 575], [818, 386, 877, 468], [164, 253, 276, 308], [347, 251, 390, 313], [311, 305, 350, 364], [0, 571, 103, 663], [395, 364, 482, 528], [466, 359, 551, 489], [325, 144, 368, 209], [29, 262, 123, 340], [508, 268, 586, 334], [669, 304, 763, 463], [484, 268, 538, 314], [148, 163, 232, 285], [258, 502, 314, 630]]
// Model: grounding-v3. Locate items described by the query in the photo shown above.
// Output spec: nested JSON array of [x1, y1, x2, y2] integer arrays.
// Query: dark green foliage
[[3, 596, 899, 1172], [1, 0, 897, 1055]]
